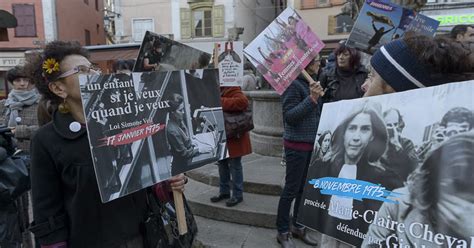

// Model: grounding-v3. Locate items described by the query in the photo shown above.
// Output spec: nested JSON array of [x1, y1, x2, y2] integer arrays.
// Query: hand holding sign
[[310, 81, 324, 103], [301, 70, 325, 101]]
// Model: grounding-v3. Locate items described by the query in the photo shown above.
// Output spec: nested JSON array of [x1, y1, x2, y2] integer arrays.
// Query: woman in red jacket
[[210, 87, 252, 207]]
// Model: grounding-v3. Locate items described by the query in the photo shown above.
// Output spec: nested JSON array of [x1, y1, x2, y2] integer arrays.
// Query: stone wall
[[245, 90, 283, 157]]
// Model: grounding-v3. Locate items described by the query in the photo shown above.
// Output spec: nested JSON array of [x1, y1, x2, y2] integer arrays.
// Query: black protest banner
[[79, 69, 227, 203]]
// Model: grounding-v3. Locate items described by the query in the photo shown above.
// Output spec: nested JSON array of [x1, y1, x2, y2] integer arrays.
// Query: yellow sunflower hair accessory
[[42, 58, 60, 74]]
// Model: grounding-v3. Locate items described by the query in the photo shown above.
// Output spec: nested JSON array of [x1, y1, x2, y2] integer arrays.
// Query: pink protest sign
[[244, 7, 325, 95]]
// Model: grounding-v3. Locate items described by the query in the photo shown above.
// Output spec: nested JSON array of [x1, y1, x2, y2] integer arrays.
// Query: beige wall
[[298, 8, 349, 41], [291, 1, 349, 42], [121, 0, 173, 43]]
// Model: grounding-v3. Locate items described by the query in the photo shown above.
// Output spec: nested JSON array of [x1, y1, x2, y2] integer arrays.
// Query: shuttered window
[[181, 4, 225, 39], [180, 8, 191, 39], [212, 5, 225, 38], [12, 4, 37, 37], [132, 19, 154, 42]]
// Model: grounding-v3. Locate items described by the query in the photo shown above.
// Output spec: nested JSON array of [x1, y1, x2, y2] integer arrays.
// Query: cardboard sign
[[244, 7, 324, 95], [298, 80, 474, 247], [133, 31, 211, 72], [216, 41, 244, 87], [79, 70, 227, 202], [346, 0, 440, 54]]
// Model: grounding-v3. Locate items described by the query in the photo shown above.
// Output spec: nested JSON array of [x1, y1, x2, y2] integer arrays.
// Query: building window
[[12, 4, 37, 37], [180, 3, 224, 39], [132, 19, 154, 42], [84, 0, 89, 5], [95, 0, 99, 11], [85, 29, 91, 45], [193, 8, 212, 37]]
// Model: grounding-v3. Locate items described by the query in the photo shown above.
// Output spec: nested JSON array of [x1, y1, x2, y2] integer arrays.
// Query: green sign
[[435, 14, 474, 26]]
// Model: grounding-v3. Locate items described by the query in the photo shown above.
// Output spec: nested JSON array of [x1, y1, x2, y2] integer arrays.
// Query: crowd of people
[[0, 18, 473, 248]]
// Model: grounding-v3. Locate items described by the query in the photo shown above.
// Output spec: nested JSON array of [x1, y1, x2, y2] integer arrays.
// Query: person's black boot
[[210, 193, 230, 202], [276, 232, 296, 248], [225, 197, 243, 207], [290, 226, 318, 246]]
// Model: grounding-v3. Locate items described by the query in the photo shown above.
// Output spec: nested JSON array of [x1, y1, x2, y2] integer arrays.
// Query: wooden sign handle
[[301, 69, 325, 97], [173, 190, 188, 235], [214, 43, 219, 68]]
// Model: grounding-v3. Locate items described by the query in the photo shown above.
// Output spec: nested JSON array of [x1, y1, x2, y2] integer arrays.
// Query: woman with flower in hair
[[25, 41, 186, 248]]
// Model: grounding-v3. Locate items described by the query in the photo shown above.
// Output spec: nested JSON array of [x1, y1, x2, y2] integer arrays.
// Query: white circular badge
[[15, 117, 22, 123], [69, 121, 82, 133]]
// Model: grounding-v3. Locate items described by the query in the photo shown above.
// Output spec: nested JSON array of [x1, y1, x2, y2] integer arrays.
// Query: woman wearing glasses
[[24, 41, 184, 248]]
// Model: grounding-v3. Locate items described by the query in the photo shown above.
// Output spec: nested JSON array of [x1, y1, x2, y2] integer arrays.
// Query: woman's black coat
[[30, 111, 149, 248]]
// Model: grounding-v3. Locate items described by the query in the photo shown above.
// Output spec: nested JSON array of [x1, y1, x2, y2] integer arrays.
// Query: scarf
[[4, 89, 40, 127]]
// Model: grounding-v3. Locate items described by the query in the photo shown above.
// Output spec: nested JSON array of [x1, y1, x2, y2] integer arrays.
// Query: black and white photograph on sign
[[297, 80, 474, 247], [216, 41, 244, 87], [79, 69, 227, 203], [133, 31, 211, 72]]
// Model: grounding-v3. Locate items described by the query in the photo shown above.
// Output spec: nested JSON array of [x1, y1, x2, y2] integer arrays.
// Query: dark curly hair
[[24, 41, 89, 104], [6, 66, 27, 83], [404, 35, 473, 75]]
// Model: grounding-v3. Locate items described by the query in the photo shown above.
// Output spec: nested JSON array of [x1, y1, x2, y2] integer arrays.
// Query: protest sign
[[298, 80, 474, 247], [346, 0, 440, 54], [215, 41, 244, 87], [244, 7, 324, 95], [79, 69, 227, 203], [133, 31, 211, 72]]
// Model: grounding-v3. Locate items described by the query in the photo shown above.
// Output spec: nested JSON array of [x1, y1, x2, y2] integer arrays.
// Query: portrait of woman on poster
[[316, 130, 332, 162], [166, 93, 212, 175], [300, 102, 402, 246]]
